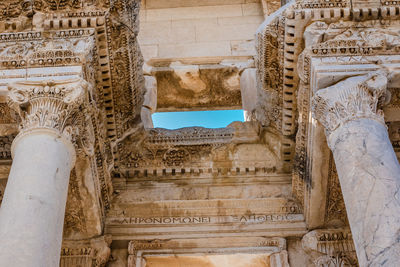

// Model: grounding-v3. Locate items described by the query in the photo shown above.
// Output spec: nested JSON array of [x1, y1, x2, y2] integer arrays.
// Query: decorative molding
[[0, 183, 4, 206], [255, 11, 285, 132], [127, 237, 289, 267], [60, 235, 112, 267], [325, 154, 348, 226], [0, 30, 95, 69], [63, 170, 87, 237], [389, 121, 400, 156], [295, 0, 350, 9], [302, 229, 358, 267], [147, 127, 234, 146], [0, 104, 16, 124], [0, 134, 15, 160], [114, 122, 288, 177], [311, 71, 389, 138]]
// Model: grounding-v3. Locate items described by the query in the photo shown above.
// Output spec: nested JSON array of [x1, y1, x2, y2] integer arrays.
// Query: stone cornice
[[0, 30, 95, 69], [311, 71, 389, 138]]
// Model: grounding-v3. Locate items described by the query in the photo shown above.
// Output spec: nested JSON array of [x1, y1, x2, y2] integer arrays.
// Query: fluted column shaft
[[0, 79, 87, 267], [312, 71, 400, 266]]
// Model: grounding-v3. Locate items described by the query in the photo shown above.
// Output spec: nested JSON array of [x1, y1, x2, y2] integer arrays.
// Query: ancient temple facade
[[0, 0, 400, 266]]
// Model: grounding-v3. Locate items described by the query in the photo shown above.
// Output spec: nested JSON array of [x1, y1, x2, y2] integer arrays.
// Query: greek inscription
[[232, 214, 294, 223], [122, 216, 211, 224], [109, 213, 301, 225]]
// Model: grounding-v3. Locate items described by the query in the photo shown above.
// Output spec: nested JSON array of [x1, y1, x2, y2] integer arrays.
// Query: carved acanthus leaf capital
[[302, 229, 358, 267], [311, 70, 390, 136], [8, 79, 88, 140]]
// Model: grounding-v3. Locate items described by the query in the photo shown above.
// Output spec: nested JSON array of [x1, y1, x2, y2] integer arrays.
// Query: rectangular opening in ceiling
[[152, 110, 244, 130]]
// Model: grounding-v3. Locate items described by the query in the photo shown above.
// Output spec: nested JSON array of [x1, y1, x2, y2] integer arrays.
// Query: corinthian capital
[[311, 70, 390, 136], [7, 79, 88, 139]]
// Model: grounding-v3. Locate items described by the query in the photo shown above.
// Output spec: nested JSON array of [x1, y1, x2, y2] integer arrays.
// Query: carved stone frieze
[[261, 0, 281, 17], [64, 170, 87, 237], [255, 13, 284, 131], [325, 155, 348, 226], [302, 229, 358, 267], [309, 26, 400, 58], [255, 4, 297, 170], [114, 122, 287, 177], [0, 182, 4, 206], [0, 0, 110, 21], [0, 104, 16, 125], [389, 121, 400, 157], [61, 235, 112, 267], [148, 127, 235, 146], [0, 134, 15, 161], [0, 31, 95, 69], [387, 87, 400, 108], [295, 0, 350, 9]]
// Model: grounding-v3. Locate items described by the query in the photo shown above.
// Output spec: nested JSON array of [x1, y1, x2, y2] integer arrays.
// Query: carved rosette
[[311, 70, 389, 138], [7, 79, 88, 141]]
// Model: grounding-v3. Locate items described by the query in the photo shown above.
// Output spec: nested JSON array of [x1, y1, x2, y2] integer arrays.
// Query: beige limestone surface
[[313, 72, 400, 266], [138, 1, 264, 60], [0, 131, 75, 267], [144, 254, 271, 267]]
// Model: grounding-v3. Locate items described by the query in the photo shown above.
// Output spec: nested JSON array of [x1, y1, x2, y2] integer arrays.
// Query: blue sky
[[152, 110, 244, 129]]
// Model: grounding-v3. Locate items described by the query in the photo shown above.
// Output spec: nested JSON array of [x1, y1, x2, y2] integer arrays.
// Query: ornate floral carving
[[148, 127, 234, 146], [0, 34, 95, 69], [0, 183, 4, 206], [7, 79, 88, 139], [0, 104, 16, 124], [0, 134, 15, 160], [315, 253, 358, 267], [255, 14, 284, 130], [302, 229, 358, 267], [0, 0, 109, 19], [61, 235, 112, 267], [388, 121, 400, 155], [63, 170, 87, 236], [163, 148, 190, 167], [295, 0, 350, 9], [387, 87, 400, 108], [325, 155, 348, 226], [312, 71, 389, 137]]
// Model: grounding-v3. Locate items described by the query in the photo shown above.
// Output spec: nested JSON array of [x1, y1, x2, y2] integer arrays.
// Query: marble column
[[312, 70, 400, 266], [0, 79, 87, 267]]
